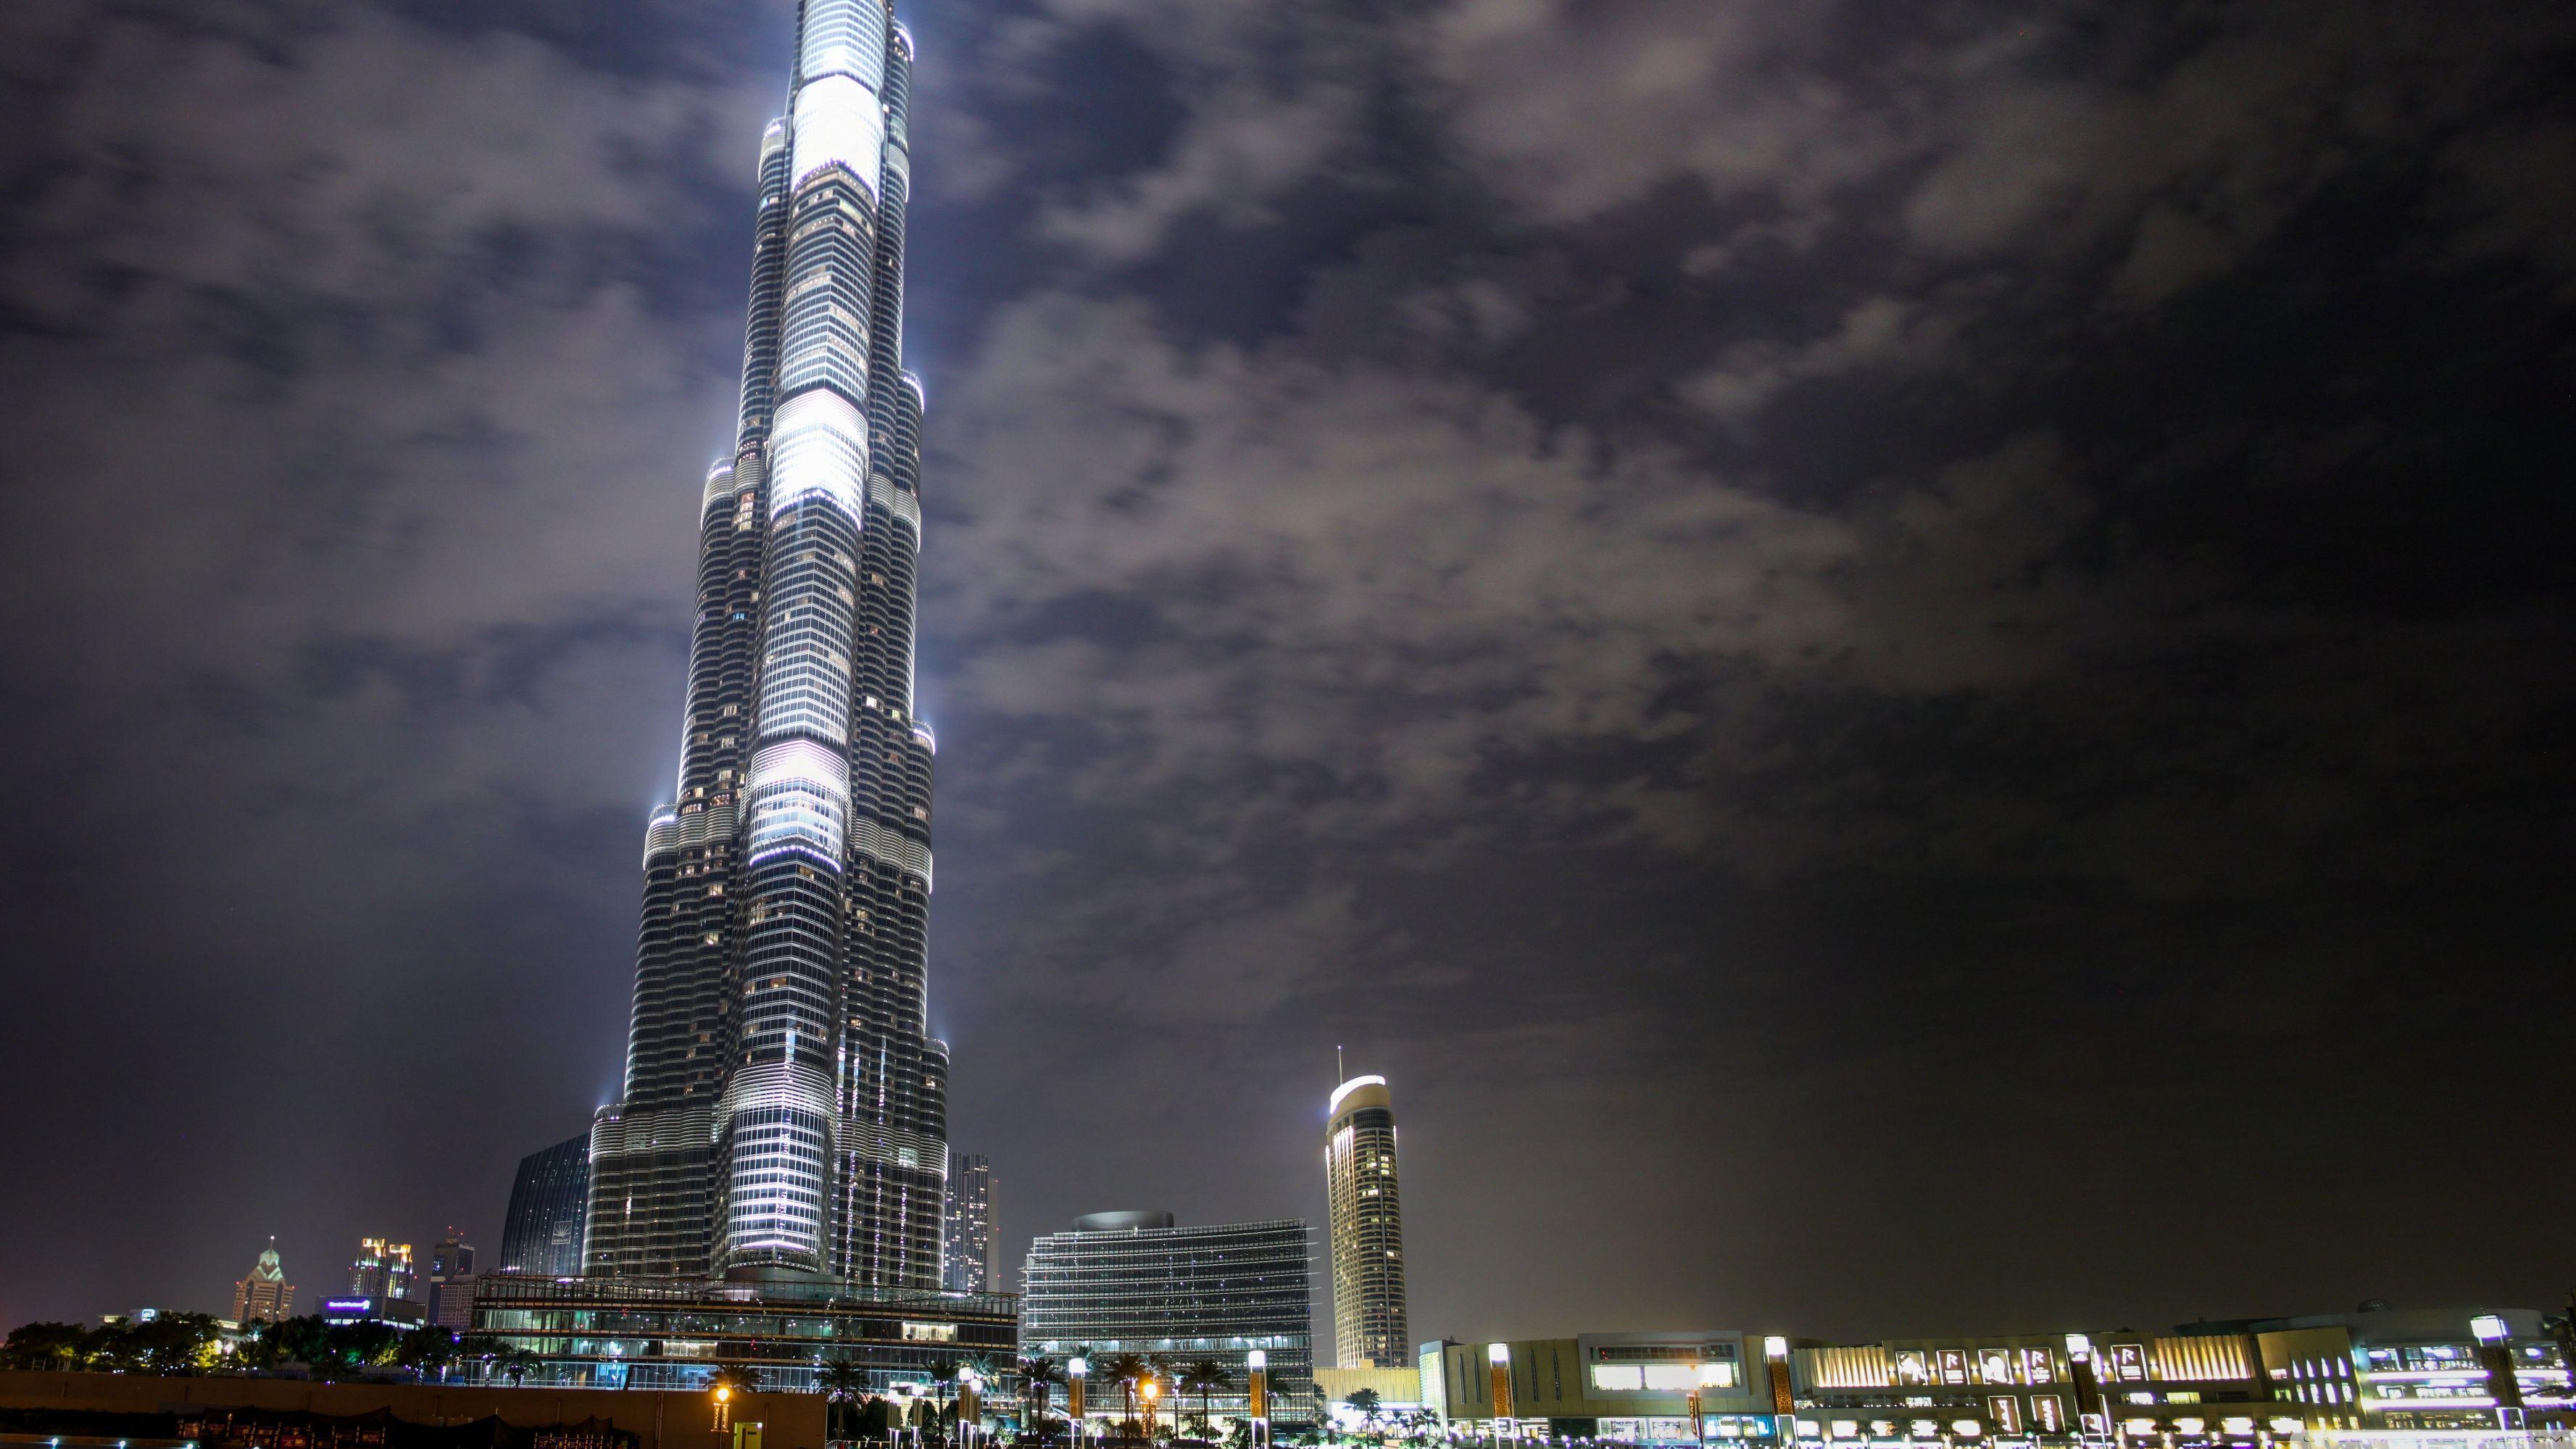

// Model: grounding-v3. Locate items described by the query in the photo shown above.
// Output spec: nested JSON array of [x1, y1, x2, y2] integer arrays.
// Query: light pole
[[1145, 1379, 1163, 1445], [1072, 1359, 1090, 1449], [1249, 1350, 1270, 1449]]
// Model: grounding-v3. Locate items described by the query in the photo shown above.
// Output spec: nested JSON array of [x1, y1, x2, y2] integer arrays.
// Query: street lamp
[[1144, 1378, 1163, 1443], [1072, 1358, 1090, 1449], [1249, 1350, 1271, 1449]]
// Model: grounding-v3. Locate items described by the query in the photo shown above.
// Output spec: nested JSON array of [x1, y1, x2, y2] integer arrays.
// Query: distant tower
[[1326, 1074, 1410, 1368], [351, 1238, 416, 1300], [942, 1152, 996, 1292], [230, 1238, 294, 1324], [425, 1229, 477, 1331]]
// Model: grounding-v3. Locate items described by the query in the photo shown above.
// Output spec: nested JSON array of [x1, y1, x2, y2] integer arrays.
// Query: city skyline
[[2, 0, 2572, 1345]]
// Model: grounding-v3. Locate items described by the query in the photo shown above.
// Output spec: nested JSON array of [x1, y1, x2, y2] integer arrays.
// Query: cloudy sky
[[1, 0, 2571, 1340]]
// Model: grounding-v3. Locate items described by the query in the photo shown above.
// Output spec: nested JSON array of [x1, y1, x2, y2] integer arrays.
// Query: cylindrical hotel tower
[[586, 0, 944, 1288], [1325, 1074, 1410, 1367]]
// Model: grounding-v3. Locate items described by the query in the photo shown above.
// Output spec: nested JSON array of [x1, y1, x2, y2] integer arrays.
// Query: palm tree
[[1176, 1360, 1231, 1440], [1021, 1357, 1067, 1431], [493, 1347, 541, 1387], [1342, 1390, 1382, 1438], [820, 1359, 869, 1437], [1093, 1354, 1152, 1446], [711, 1363, 763, 1397]]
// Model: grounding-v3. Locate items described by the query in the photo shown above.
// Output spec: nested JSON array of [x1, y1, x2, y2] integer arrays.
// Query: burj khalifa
[[583, 0, 944, 1290]]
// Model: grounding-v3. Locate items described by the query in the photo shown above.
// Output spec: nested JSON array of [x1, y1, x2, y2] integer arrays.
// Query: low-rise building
[[1425, 1308, 2571, 1445], [465, 1273, 1018, 1398]]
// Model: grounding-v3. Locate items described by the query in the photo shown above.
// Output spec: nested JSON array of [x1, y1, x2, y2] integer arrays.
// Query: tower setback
[[584, 0, 943, 1290]]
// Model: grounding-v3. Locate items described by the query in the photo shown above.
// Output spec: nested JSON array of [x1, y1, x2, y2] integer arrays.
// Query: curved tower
[[586, 0, 943, 1288], [1325, 1074, 1410, 1367]]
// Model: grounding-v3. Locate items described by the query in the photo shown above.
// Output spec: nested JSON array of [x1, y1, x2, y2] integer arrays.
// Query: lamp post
[[1144, 1378, 1163, 1445], [1072, 1358, 1090, 1449], [1249, 1350, 1271, 1449]]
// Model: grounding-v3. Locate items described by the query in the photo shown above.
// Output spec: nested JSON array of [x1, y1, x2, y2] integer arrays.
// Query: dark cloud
[[1, 0, 2570, 1344]]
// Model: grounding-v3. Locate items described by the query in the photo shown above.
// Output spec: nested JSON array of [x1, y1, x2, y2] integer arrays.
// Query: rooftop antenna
[[1337, 1044, 1345, 1084]]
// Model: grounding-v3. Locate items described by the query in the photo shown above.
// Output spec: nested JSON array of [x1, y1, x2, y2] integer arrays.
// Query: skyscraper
[[1326, 1074, 1410, 1368], [230, 1238, 294, 1324], [942, 1151, 994, 1293], [583, 0, 944, 1289], [425, 1229, 477, 1330], [498, 1134, 591, 1277], [350, 1238, 416, 1301]]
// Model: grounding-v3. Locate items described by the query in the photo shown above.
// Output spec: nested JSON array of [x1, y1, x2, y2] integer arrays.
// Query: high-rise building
[[498, 1134, 591, 1277], [1326, 1074, 1410, 1369], [350, 1238, 416, 1301], [425, 1230, 477, 1331], [230, 1238, 294, 1324], [942, 1151, 995, 1293], [581, 0, 944, 1289], [1021, 1213, 1318, 1426]]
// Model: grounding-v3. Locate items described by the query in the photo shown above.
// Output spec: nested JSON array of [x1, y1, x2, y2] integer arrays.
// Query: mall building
[[1421, 1307, 2572, 1445]]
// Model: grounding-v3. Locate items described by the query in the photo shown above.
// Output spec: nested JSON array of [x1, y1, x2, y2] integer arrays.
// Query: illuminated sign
[[1979, 1351, 2015, 1385], [1895, 1353, 1931, 1386], [2111, 1345, 2149, 1383], [1986, 1398, 2023, 1434], [324, 1300, 370, 1312], [2031, 1398, 2066, 1434], [2021, 1348, 2056, 1385], [1938, 1351, 1970, 1387]]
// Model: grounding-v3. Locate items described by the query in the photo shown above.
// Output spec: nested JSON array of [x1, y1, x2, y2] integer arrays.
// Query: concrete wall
[[0, 1372, 828, 1449]]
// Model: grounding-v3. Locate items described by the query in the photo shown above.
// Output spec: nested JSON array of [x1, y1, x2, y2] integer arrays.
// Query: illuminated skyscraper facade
[[1326, 1075, 1410, 1369], [230, 1239, 294, 1324], [585, 0, 944, 1289], [942, 1150, 995, 1293]]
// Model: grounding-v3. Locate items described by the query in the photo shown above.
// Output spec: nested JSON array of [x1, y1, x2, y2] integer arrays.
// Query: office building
[[497, 1134, 590, 1277], [1326, 1074, 1409, 1369], [424, 1230, 477, 1332], [320, 1295, 426, 1326], [583, 0, 947, 1291], [229, 1239, 294, 1324], [349, 1238, 415, 1301], [1021, 1212, 1317, 1427], [467, 1274, 1016, 1394], [943, 1151, 996, 1293]]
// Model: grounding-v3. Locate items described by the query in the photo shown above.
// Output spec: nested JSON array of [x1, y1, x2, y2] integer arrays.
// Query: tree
[[710, 1363, 763, 1397], [1020, 1355, 1066, 1429], [492, 1346, 542, 1387], [1341, 1388, 1381, 1432], [1092, 1355, 1152, 1446], [1176, 1360, 1231, 1441], [1, 1322, 91, 1371], [399, 1326, 462, 1381], [820, 1359, 871, 1438]]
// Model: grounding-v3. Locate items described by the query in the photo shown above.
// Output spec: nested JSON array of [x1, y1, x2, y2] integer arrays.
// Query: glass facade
[[498, 1134, 591, 1278], [586, 0, 944, 1290], [467, 1274, 1016, 1395], [1326, 1076, 1409, 1369], [1021, 1216, 1318, 1425], [943, 1152, 995, 1294]]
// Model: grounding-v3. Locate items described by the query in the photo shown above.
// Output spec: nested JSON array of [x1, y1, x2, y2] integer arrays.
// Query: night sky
[[1, 0, 2571, 1344]]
